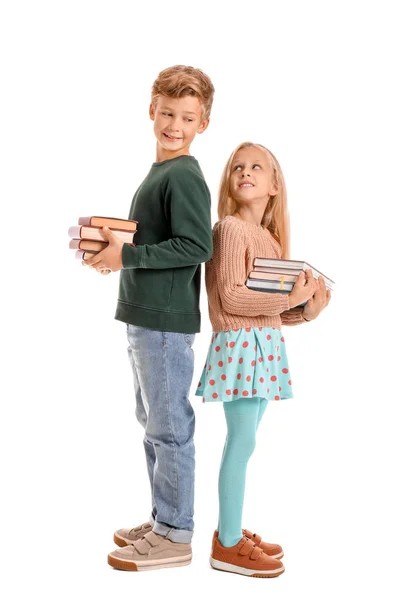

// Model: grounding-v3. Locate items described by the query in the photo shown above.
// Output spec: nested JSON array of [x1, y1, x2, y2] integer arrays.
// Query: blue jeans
[[126, 324, 196, 543]]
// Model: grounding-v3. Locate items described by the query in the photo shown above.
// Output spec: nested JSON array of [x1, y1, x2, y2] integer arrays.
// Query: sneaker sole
[[210, 557, 285, 578], [108, 554, 192, 571]]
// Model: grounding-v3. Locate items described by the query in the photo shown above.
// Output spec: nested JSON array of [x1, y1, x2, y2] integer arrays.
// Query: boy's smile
[[150, 95, 209, 161]]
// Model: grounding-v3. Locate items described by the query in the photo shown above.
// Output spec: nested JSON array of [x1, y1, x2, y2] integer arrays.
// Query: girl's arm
[[214, 219, 291, 317], [280, 307, 308, 326]]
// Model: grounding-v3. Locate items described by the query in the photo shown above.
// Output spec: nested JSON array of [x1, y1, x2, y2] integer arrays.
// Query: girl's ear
[[197, 118, 210, 134], [149, 103, 155, 121]]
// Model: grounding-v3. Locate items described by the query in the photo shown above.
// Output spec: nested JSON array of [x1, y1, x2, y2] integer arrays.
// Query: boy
[[85, 65, 214, 571]]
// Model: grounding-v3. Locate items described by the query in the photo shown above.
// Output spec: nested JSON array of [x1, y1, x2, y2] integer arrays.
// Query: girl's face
[[229, 146, 278, 207]]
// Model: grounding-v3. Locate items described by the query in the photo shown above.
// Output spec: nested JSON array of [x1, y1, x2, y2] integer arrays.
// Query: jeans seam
[[161, 331, 178, 525]]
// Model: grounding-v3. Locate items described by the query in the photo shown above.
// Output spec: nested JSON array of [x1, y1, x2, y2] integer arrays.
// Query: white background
[[1, 1, 399, 598]]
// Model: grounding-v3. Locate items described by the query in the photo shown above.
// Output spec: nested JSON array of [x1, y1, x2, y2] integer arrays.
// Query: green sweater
[[115, 155, 213, 333]]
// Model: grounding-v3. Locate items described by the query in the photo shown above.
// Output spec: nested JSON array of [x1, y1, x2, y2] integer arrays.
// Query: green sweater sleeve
[[122, 168, 213, 269]]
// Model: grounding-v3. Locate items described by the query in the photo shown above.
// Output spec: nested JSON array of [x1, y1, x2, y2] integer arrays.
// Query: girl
[[196, 142, 330, 578]]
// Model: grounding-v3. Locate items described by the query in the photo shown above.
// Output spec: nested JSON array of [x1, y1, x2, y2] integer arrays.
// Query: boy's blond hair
[[218, 142, 291, 259], [151, 65, 215, 120]]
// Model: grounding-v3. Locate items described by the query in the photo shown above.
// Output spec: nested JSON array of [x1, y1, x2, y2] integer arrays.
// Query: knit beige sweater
[[205, 216, 307, 331]]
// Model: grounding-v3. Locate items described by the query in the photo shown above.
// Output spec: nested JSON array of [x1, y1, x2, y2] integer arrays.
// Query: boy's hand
[[302, 276, 331, 321], [83, 227, 124, 273]]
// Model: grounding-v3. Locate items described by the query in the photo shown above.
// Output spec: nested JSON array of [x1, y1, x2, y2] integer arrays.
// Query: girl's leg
[[217, 397, 268, 533], [218, 397, 261, 547]]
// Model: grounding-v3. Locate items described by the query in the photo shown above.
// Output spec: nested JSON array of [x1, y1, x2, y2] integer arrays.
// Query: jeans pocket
[[183, 333, 196, 347]]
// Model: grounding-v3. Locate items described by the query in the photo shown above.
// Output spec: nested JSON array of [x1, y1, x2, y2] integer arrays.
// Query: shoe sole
[[108, 554, 192, 571], [210, 557, 285, 578]]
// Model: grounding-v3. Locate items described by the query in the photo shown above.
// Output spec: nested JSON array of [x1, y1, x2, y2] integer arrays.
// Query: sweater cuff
[[281, 307, 307, 326], [122, 243, 143, 269]]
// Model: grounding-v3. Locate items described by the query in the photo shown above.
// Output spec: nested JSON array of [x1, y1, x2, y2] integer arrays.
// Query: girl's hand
[[83, 227, 124, 273], [288, 269, 318, 308], [302, 276, 331, 321]]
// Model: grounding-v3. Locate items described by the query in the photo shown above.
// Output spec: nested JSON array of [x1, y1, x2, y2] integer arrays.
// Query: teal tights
[[217, 397, 268, 547]]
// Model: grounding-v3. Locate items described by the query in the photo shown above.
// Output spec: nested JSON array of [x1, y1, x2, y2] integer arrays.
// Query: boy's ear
[[197, 118, 210, 135], [149, 103, 155, 121]]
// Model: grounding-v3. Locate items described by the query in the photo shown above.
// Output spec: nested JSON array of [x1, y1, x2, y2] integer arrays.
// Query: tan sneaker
[[114, 522, 152, 547], [212, 529, 284, 559], [108, 531, 192, 571], [210, 534, 284, 578]]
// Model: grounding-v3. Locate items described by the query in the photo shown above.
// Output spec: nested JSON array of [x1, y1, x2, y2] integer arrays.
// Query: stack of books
[[246, 258, 334, 306], [68, 216, 138, 260]]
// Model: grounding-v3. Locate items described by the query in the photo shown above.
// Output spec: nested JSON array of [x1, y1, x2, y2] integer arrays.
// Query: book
[[253, 258, 335, 288], [75, 250, 99, 260], [246, 278, 307, 307], [78, 216, 138, 232], [68, 225, 135, 244], [69, 239, 108, 252], [249, 270, 334, 291]]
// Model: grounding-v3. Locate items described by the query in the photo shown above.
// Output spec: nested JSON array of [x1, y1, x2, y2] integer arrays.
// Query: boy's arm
[[122, 171, 212, 269]]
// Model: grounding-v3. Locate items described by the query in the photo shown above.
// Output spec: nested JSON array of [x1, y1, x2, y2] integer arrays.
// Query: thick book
[[68, 225, 135, 244], [69, 239, 108, 252], [253, 258, 335, 288], [246, 278, 306, 307], [78, 216, 138, 232], [249, 270, 334, 291]]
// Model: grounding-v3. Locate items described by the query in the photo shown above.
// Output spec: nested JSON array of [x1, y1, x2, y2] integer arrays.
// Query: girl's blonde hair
[[218, 142, 291, 259]]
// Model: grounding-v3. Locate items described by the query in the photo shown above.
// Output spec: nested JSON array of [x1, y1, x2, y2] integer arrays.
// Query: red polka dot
[[233, 328, 239, 332], [251, 360, 256, 366], [229, 341, 235, 348], [267, 334, 271, 340], [279, 386, 282, 391], [215, 346, 220, 352], [277, 356, 281, 361], [242, 341, 249, 348], [271, 375, 277, 382], [253, 389, 257, 395], [268, 355, 274, 361], [202, 398, 205, 403], [245, 327, 251, 332], [258, 357, 263, 362], [258, 327, 263, 331], [197, 382, 201, 387], [228, 357, 233, 363], [237, 373, 242, 380], [208, 365, 212, 371], [233, 389, 239, 395], [242, 390, 249, 396], [239, 357, 244, 364], [254, 345, 257, 351], [215, 333, 218, 338], [226, 342, 228, 347], [267, 388, 270, 393], [288, 380, 292, 385], [275, 395, 280, 400], [212, 392, 218, 399], [226, 389, 231, 395], [259, 377, 264, 383], [282, 368, 289, 374], [246, 375, 251, 382], [267, 368, 270, 372], [218, 360, 223, 367], [210, 379, 215, 385], [221, 374, 226, 381], [281, 337, 285, 342]]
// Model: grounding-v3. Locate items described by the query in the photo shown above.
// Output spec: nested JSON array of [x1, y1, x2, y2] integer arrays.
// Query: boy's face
[[149, 95, 209, 159]]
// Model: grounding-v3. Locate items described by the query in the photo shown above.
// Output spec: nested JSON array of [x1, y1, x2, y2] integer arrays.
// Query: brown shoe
[[213, 530, 284, 559], [210, 534, 284, 578], [114, 522, 153, 547], [243, 529, 284, 559], [108, 531, 192, 571]]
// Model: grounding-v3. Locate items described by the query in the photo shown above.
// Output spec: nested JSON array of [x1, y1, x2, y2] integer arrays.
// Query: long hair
[[218, 142, 291, 259]]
